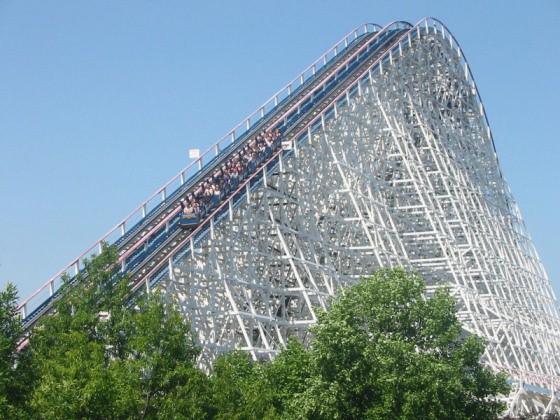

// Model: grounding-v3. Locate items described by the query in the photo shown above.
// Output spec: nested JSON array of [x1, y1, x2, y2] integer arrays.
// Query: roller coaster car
[[179, 214, 202, 229]]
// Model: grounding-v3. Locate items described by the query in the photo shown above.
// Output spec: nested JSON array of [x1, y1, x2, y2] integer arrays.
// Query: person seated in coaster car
[[180, 200, 201, 228]]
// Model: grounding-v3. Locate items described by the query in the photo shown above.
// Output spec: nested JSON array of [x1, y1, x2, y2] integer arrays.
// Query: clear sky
[[1, 1, 559, 305]]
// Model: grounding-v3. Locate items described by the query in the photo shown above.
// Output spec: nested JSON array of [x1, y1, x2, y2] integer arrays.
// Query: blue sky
[[1, 1, 559, 304]]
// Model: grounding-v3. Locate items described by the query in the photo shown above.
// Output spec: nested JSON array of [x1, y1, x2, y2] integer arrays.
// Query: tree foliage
[[1, 258, 508, 418], [208, 268, 508, 419], [28, 244, 211, 419], [0, 283, 34, 418], [207, 340, 312, 419], [290, 268, 509, 419]]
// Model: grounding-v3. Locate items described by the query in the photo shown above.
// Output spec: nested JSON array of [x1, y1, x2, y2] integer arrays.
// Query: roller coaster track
[[19, 21, 411, 331], [17, 17, 560, 415]]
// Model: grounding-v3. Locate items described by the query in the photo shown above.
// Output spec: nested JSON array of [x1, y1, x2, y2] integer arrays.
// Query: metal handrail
[[116, 23, 406, 267]]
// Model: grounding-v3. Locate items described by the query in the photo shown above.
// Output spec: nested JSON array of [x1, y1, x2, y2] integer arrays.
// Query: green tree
[[29, 243, 212, 419], [291, 268, 509, 419], [111, 294, 213, 419], [261, 338, 311, 415], [209, 351, 275, 419], [208, 341, 312, 419], [0, 283, 35, 418], [29, 246, 125, 418]]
